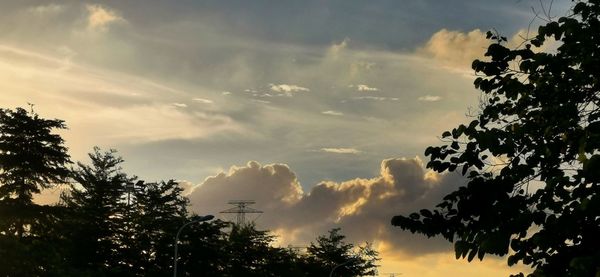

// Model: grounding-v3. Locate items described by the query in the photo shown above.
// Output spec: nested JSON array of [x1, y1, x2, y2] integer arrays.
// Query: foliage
[[224, 223, 295, 276], [305, 228, 379, 276], [0, 107, 71, 236], [176, 219, 231, 277], [130, 180, 189, 276], [0, 107, 72, 275], [392, 1, 600, 276], [0, 107, 71, 204], [61, 147, 135, 274]]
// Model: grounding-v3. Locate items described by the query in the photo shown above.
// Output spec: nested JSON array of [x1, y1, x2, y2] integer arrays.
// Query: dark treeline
[[0, 107, 379, 276]]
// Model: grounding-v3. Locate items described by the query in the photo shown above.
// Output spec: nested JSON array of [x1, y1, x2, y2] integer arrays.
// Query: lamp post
[[173, 215, 215, 277]]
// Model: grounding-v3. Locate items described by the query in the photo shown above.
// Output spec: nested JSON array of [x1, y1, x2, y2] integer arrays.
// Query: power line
[[219, 200, 263, 226]]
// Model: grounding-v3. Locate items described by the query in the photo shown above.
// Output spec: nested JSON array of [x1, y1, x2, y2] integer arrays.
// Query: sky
[[0, 0, 571, 276]]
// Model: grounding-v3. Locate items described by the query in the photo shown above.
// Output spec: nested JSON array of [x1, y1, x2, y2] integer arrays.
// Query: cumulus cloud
[[86, 4, 124, 31], [320, 148, 360, 154], [321, 110, 344, 116], [418, 95, 442, 102], [418, 28, 552, 71], [418, 29, 489, 69], [173, 103, 187, 108], [188, 158, 466, 256], [188, 161, 304, 211]]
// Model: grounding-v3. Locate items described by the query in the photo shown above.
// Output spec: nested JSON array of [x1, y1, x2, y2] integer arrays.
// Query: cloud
[[328, 38, 350, 58], [320, 147, 360, 154], [352, 96, 399, 101], [418, 29, 489, 69], [188, 157, 466, 257], [321, 110, 344, 116], [28, 4, 64, 15], [418, 28, 551, 71], [251, 99, 271, 104], [0, 44, 243, 158], [418, 95, 442, 102], [356, 84, 379, 92], [192, 98, 214, 104], [269, 83, 310, 93], [86, 4, 124, 31], [188, 161, 304, 210]]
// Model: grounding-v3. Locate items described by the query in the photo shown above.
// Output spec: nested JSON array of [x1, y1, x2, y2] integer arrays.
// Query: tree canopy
[[0, 107, 72, 276], [0, 107, 379, 276], [305, 228, 379, 277], [0, 106, 71, 205], [392, 1, 600, 276]]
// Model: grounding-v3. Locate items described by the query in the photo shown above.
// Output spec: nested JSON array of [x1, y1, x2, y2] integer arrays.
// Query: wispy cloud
[[0, 44, 242, 153], [251, 99, 271, 104], [352, 96, 399, 101], [320, 147, 360, 154], [321, 110, 344, 116], [192, 98, 214, 104], [269, 84, 310, 93], [355, 84, 379, 92], [418, 95, 442, 102], [28, 4, 64, 15]]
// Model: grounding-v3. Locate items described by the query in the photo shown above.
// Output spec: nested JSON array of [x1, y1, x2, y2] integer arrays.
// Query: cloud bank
[[188, 157, 466, 257]]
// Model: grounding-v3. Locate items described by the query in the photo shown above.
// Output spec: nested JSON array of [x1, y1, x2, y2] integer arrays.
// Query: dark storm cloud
[[88, 0, 570, 49]]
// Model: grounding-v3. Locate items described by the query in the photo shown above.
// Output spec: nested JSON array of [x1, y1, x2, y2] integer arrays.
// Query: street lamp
[[173, 215, 215, 277]]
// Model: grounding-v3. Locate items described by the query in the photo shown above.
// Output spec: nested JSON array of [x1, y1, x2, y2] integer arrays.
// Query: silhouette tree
[[224, 223, 289, 277], [0, 107, 72, 276], [305, 228, 379, 276], [176, 219, 231, 277], [392, 1, 600, 276], [61, 147, 135, 275], [0, 107, 71, 234], [129, 180, 189, 276], [61, 148, 228, 276]]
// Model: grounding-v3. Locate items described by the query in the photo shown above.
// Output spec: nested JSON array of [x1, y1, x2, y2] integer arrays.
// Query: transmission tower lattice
[[220, 200, 263, 225]]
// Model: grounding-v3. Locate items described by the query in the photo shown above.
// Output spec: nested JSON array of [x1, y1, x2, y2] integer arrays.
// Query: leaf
[[420, 209, 433, 218], [451, 141, 460, 150], [467, 248, 477, 262]]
